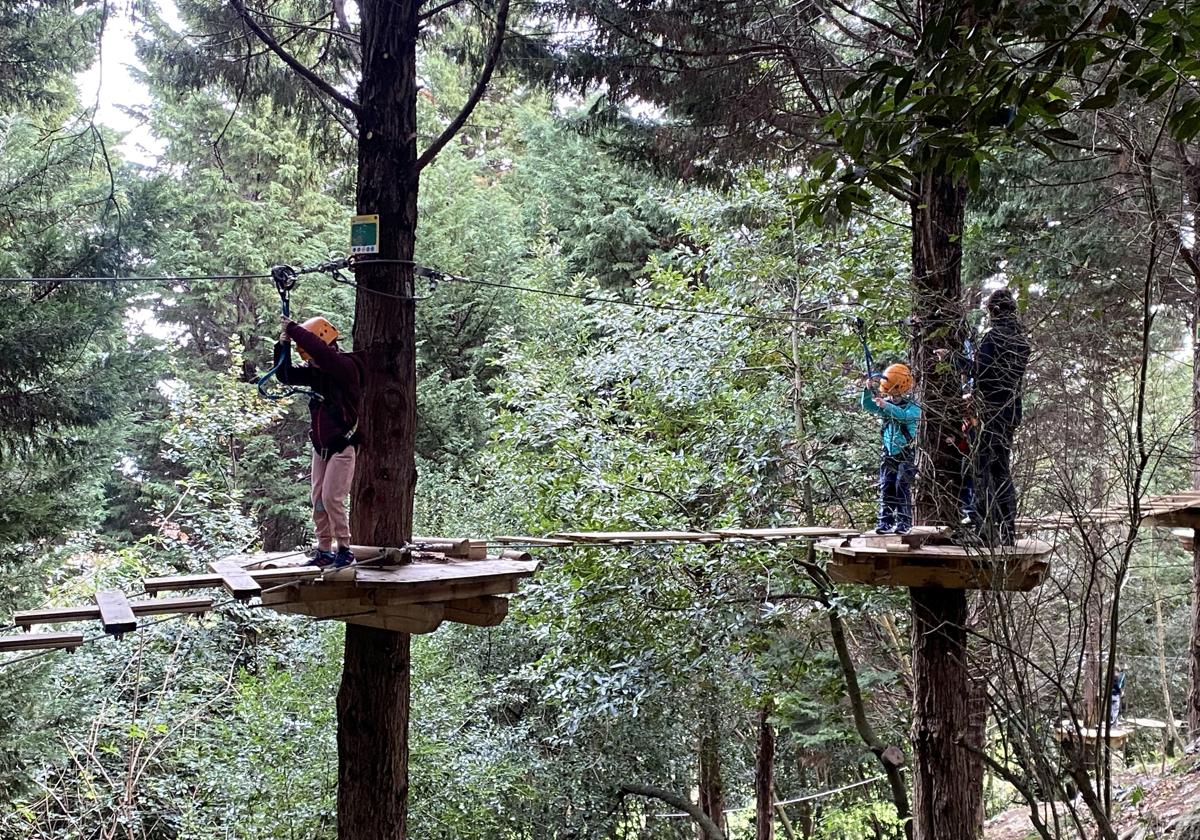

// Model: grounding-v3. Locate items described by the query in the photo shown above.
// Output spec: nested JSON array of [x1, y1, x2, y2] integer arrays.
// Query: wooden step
[[95, 590, 137, 635], [0, 632, 85, 653], [14, 596, 212, 630]]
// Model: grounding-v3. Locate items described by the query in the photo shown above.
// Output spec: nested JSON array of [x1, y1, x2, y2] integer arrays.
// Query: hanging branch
[[619, 783, 726, 840], [228, 0, 361, 115], [416, 0, 509, 171]]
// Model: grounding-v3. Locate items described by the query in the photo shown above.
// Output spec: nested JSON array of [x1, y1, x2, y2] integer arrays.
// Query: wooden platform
[[816, 534, 1052, 591], [1128, 491, 1200, 528], [1054, 720, 1130, 749], [0, 548, 539, 645]]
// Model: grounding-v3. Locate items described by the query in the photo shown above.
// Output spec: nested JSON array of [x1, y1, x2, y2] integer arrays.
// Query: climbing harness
[[256, 264, 322, 402]]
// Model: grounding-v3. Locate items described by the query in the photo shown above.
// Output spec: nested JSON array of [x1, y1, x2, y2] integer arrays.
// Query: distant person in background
[[938, 289, 1031, 545], [1110, 668, 1126, 726], [858, 364, 920, 535]]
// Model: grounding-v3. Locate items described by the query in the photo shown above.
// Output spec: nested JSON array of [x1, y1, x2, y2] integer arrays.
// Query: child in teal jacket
[[860, 364, 920, 533]]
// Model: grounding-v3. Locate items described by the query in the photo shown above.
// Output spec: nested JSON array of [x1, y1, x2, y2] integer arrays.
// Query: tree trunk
[[1152, 563, 1182, 755], [910, 588, 978, 840], [337, 0, 420, 836], [756, 703, 775, 840], [909, 166, 981, 840], [1190, 246, 1200, 738], [699, 697, 726, 839], [910, 169, 967, 530]]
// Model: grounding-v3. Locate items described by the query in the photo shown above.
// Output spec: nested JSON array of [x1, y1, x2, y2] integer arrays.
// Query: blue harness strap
[[256, 265, 320, 402]]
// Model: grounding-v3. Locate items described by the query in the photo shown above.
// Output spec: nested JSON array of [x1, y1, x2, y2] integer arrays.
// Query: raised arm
[[877, 399, 920, 422], [273, 341, 315, 387], [286, 321, 360, 386], [860, 387, 885, 416]]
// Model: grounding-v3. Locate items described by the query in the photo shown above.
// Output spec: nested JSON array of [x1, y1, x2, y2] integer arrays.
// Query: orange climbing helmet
[[295, 316, 340, 362], [879, 363, 914, 397]]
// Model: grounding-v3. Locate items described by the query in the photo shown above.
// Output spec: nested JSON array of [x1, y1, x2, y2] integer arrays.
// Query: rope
[[0, 273, 268, 284], [0, 260, 853, 327]]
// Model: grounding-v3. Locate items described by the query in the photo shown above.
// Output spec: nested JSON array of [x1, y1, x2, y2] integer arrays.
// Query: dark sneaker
[[874, 526, 894, 535], [893, 525, 911, 535], [332, 547, 356, 569], [306, 549, 336, 568]]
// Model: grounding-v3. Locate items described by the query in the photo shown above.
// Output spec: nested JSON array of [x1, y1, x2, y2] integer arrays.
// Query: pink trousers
[[311, 446, 356, 550]]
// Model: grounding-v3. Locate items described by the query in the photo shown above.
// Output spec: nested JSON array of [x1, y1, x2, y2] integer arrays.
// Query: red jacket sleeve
[[286, 322, 360, 386]]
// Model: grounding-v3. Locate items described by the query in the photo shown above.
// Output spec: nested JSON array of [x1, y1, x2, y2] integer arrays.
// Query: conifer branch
[[417, 0, 509, 171], [228, 0, 361, 116], [419, 0, 471, 22]]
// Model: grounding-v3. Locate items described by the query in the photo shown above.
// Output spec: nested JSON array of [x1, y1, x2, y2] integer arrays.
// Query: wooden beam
[[343, 611, 444, 634], [209, 560, 263, 600], [0, 633, 85, 653], [350, 545, 410, 565], [712, 526, 856, 539], [367, 577, 519, 605], [352, 558, 537, 588], [13, 596, 212, 630], [411, 537, 471, 557], [144, 566, 321, 595], [553, 530, 720, 543], [494, 535, 574, 547], [263, 596, 445, 633], [95, 590, 137, 635], [443, 595, 508, 627]]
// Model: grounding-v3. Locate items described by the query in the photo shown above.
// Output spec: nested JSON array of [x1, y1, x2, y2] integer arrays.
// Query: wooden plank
[[209, 560, 262, 600], [494, 535, 574, 547], [343, 611, 445, 634], [0, 633, 85, 653], [350, 545, 409, 566], [498, 548, 532, 563], [268, 598, 445, 633], [95, 590, 137, 635], [144, 566, 321, 595], [713, 527, 856, 539], [442, 595, 509, 627], [262, 584, 362, 605], [367, 578, 520, 606], [352, 558, 537, 588], [553, 530, 719, 543], [826, 557, 1049, 591], [412, 537, 471, 557], [14, 596, 212, 629]]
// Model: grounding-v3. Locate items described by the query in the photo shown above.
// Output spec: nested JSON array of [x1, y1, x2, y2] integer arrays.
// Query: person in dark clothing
[[275, 315, 365, 568], [940, 289, 1030, 545]]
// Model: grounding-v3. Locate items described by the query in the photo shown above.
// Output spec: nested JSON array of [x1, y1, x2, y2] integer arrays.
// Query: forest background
[[2, 0, 1200, 837]]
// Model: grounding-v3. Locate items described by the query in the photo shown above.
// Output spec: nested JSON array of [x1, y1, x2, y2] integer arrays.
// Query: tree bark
[[909, 165, 981, 840], [1189, 150, 1200, 737], [910, 168, 967, 530], [756, 703, 775, 840], [910, 588, 979, 840], [337, 0, 420, 836], [699, 695, 726, 839], [1152, 563, 1182, 755]]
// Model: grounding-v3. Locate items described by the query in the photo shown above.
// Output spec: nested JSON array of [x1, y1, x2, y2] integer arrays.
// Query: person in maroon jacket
[[276, 315, 365, 568]]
